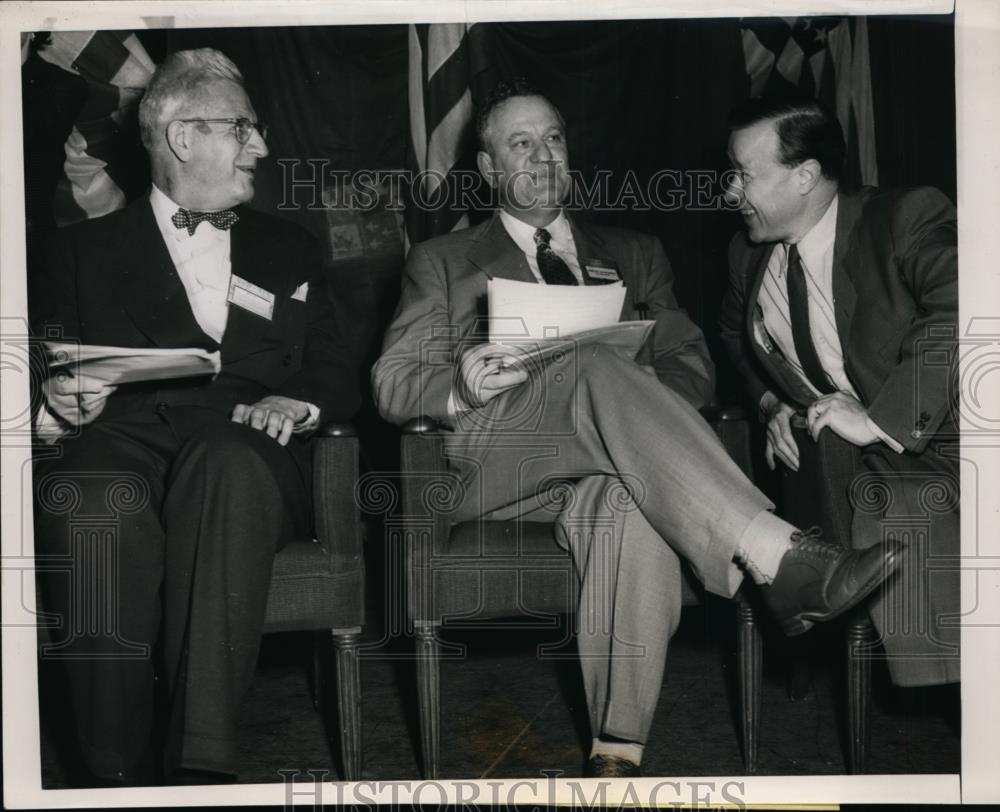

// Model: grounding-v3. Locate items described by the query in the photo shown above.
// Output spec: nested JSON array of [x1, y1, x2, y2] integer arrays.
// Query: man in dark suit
[[718, 93, 959, 687], [30, 48, 359, 785], [373, 80, 901, 776]]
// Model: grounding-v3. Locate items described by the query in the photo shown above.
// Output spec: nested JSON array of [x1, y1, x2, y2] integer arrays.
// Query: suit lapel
[[222, 208, 285, 362], [466, 213, 536, 283], [743, 239, 775, 348], [831, 190, 863, 343], [116, 198, 215, 350]]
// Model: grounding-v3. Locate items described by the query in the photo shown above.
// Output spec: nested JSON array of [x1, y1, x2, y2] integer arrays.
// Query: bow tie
[[171, 208, 239, 236]]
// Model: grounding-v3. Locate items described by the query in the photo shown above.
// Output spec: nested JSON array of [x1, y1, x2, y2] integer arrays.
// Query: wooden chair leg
[[332, 630, 362, 781], [846, 614, 876, 774], [737, 599, 762, 773], [415, 622, 440, 780]]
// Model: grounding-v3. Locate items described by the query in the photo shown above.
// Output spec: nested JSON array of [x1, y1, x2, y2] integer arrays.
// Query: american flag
[[34, 31, 155, 225], [405, 23, 489, 248], [740, 16, 878, 188]]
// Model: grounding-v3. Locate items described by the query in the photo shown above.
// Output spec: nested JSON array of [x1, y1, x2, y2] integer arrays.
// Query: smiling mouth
[[237, 166, 256, 176]]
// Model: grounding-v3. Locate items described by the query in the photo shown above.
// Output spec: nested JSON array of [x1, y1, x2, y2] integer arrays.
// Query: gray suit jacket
[[373, 212, 714, 426]]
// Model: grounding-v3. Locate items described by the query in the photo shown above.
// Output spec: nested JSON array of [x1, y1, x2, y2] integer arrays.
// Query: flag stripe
[[406, 22, 480, 247]]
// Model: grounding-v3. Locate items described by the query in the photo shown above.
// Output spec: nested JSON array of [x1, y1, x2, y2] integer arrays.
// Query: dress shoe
[[763, 528, 903, 636], [585, 754, 642, 778]]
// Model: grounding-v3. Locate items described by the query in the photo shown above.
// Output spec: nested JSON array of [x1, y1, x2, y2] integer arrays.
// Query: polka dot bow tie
[[171, 207, 240, 235]]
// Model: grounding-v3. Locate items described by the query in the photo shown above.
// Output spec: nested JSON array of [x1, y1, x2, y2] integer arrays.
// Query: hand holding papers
[[458, 278, 655, 409], [37, 342, 222, 439]]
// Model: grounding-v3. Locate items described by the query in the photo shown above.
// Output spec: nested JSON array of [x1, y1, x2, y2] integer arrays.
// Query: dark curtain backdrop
[[160, 16, 955, 406]]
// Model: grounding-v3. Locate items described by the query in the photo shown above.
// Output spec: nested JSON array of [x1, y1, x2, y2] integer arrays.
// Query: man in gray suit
[[373, 80, 900, 776]]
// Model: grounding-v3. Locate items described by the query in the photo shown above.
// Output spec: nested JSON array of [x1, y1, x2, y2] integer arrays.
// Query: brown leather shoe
[[763, 528, 903, 636], [585, 754, 642, 778]]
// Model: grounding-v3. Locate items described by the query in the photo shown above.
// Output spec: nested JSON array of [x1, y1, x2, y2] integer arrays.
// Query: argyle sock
[[736, 510, 797, 585], [590, 737, 643, 766]]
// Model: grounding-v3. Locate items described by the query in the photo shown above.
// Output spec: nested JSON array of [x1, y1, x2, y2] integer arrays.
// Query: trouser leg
[[33, 418, 171, 782], [557, 475, 683, 744], [160, 419, 310, 775], [448, 344, 773, 595]]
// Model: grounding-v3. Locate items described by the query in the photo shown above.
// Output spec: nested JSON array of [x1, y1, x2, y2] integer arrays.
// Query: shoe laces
[[789, 526, 840, 558]]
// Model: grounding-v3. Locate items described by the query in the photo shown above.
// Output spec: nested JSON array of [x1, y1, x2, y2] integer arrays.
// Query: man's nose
[[531, 139, 553, 162], [245, 127, 269, 158]]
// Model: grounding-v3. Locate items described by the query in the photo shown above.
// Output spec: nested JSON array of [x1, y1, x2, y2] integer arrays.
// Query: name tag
[[227, 275, 275, 320], [584, 259, 621, 282]]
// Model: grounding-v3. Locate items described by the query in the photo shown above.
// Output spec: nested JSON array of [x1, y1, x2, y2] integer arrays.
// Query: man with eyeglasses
[[30, 48, 359, 785]]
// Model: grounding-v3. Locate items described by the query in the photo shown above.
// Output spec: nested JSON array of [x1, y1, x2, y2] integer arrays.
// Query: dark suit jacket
[[719, 186, 958, 453], [719, 186, 960, 686], [30, 196, 360, 428], [373, 211, 714, 425]]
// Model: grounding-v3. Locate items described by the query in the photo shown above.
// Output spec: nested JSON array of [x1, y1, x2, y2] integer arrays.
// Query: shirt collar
[[499, 208, 572, 255], [150, 184, 231, 244], [793, 195, 838, 272]]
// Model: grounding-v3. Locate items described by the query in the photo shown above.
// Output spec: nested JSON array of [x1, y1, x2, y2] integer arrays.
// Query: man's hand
[[762, 393, 800, 472], [806, 391, 879, 447], [43, 371, 116, 426], [458, 343, 529, 407], [232, 395, 312, 446]]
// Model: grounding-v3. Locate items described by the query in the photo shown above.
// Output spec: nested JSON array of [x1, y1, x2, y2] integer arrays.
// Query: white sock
[[736, 510, 797, 585], [590, 737, 643, 765]]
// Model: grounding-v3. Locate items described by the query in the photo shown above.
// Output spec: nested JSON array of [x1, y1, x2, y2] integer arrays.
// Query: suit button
[[911, 429, 923, 439], [155, 402, 169, 413]]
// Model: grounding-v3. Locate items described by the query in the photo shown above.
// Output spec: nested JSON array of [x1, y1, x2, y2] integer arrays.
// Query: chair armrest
[[699, 404, 748, 423], [402, 416, 444, 435], [311, 424, 364, 575], [316, 421, 358, 438]]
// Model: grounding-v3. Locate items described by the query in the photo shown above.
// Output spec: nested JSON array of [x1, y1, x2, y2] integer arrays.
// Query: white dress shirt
[[758, 197, 902, 452], [149, 184, 233, 343], [499, 209, 584, 284]]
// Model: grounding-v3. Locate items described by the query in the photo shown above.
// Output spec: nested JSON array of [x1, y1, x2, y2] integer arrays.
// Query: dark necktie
[[785, 243, 835, 394], [533, 228, 578, 285], [171, 207, 240, 236]]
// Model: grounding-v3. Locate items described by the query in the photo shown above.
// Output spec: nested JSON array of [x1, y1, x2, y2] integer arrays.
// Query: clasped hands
[[43, 372, 311, 447], [763, 390, 879, 472]]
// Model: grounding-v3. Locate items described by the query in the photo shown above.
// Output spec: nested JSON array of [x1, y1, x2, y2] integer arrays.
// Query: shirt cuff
[[294, 402, 321, 433], [866, 416, 905, 453]]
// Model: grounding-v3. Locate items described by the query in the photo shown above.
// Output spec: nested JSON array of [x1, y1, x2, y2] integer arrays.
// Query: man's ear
[[477, 150, 497, 186], [796, 158, 822, 195], [165, 120, 192, 162]]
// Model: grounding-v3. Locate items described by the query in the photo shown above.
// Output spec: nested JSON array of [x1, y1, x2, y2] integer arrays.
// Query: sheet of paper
[[45, 342, 221, 386], [497, 321, 657, 370], [487, 277, 627, 343]]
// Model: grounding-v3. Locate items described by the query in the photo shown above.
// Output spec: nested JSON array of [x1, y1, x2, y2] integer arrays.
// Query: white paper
[[44, 342, 221, 386], [487, 277, 627, 343]]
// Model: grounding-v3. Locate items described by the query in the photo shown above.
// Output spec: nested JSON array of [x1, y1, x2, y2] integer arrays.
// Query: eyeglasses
[[175, 117, 268, 145]]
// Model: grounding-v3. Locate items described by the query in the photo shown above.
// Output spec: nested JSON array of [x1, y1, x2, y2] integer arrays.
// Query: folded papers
[[44, 342, 221, 386]]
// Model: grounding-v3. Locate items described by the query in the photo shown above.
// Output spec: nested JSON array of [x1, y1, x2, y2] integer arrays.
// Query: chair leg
[[332, 630, 362, 781], [846, 614, 875, 774], [312, 631, 324, 710], [737, 599, 762, 773], [415, 623, 440, 780]]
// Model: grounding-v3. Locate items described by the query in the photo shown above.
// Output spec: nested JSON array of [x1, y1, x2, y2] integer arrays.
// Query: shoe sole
[[780, 543, 904, 637]]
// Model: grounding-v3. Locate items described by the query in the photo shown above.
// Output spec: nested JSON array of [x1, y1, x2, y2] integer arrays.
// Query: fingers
[[766, 410, 799, 471], [231, 403, 294, 445], [764, 437, 776, 471], [479, 368, 529, 391]]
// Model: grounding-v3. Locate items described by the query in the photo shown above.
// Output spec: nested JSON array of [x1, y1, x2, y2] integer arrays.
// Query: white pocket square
[[291, 281, 309, 302]]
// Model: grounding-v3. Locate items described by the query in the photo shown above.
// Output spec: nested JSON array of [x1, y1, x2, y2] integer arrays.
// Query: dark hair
[[729, 92, 845, 182], [475, 78, 564, 153]]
